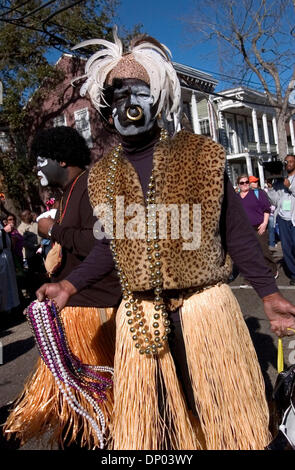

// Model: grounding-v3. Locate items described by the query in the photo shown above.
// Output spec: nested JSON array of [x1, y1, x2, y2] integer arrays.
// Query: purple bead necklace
[[25, 299, 114, 449]]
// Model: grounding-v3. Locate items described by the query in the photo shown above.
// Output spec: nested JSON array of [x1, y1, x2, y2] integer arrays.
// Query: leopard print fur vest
[[88, 130, 232, 292]]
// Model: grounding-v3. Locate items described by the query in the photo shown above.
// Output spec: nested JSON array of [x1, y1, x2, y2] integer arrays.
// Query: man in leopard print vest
[[36, 29, 295, 450]]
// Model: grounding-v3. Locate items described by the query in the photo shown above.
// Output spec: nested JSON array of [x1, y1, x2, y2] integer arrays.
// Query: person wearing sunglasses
[[237, 174, 278, 279]]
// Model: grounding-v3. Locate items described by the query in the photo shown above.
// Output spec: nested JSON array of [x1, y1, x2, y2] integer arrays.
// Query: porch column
[[262, 113, 271, 153], [289, 118, 295, 154], [272, 116, 278, 153], [218, 110, 231, 177], [252, 108, 261, 154], [190, 92, 201, 134], [245, 154, 253, 176], [258, 161, 265, 189], [173, 113, 181, 133], [208, 98, 218, 142]]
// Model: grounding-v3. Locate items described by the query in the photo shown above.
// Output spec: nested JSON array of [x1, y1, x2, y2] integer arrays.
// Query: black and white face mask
[[111, 79, 156, 137], [36, 156, 64, 187]]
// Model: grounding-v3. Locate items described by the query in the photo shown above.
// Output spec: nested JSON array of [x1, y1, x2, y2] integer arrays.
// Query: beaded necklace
[[57, 170, 86, 224], [25, 300, 113, 449], [106, 128, 171, 356]]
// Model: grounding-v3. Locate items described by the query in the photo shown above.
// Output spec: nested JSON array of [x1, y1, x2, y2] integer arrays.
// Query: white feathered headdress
[[72, 26, 181, 121]]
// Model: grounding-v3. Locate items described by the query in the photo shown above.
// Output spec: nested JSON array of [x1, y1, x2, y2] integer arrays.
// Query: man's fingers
[[36, 291, 44, 301], [36, 284, 49, 301], [271, 321, 295, 337], [287, 304, 295, 316]]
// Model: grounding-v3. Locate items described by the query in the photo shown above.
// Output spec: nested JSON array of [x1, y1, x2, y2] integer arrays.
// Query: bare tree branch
[[183, 0, 295, 159]]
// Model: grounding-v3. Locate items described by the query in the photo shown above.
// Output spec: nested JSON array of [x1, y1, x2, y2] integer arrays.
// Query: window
[[53, 114, 67, 127], [74, 108, 93, 148], [258, 122, 265, 143], [268, 122, 275, 144], [225, 117, 236, 153], [247, 120, 255, 142], [237, 119, 246, 151], [199, 118, 210, 136]]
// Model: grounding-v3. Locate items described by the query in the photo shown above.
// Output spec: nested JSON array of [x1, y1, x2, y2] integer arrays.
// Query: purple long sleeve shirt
[[239, 189, 271, 226], [67, 129, 278, 299]]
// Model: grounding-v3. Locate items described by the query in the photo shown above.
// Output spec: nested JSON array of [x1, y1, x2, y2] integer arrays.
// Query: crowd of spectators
[[235, 156, 295, 286], [0, 195, 55, 317]]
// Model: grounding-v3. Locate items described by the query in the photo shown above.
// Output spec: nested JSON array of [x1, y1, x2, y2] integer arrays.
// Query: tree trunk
[[276, 112, 288, 161]]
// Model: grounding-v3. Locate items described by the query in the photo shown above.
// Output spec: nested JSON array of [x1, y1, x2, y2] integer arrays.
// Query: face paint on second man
[[36, 156, 65, 187], [37, 157, 49, 186]]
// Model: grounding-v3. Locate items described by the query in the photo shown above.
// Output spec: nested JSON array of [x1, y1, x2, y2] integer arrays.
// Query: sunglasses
[[239, 181, 249, 185]]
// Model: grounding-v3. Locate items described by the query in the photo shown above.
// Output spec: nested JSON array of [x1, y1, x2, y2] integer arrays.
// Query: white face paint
[[37, 157, 49, 186], [36, 156, 64, 187], [37, 170, 49, 187], [37, 156, 48, 167]]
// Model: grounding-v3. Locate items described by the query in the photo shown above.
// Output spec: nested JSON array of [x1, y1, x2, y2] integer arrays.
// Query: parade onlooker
[[267, 155, 295, 285], [0, 193, 9, 227], [249, 175, 260, 191], [17, 209, 45, 297], [17, 210, 41, 267], [1, 216, 8, 226], [237, 174, 278, 278], [6, 214, 24, 265], [0, 221, 20, 313], [265, 179, 277, 250], [36, 195, 61, 259]]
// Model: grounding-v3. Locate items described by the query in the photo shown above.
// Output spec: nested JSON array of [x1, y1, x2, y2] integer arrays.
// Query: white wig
[[72, 27, 181, 121]]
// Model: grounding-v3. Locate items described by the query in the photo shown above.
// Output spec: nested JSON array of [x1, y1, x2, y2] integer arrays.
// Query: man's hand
[[283, 178, 290, 188], [257, 222, 267, 235], [36, 280, 77, 311], [263, 292, 295, 337], [38, 217, 54, 238], [3, 223, 12, 233]]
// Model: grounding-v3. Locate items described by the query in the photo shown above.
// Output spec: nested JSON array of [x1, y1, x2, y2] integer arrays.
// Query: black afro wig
[[31, 126, 91, 169]]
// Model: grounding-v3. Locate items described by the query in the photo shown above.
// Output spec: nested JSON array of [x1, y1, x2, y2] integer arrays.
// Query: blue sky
[[114, 0, 295, 94], [45, 0, 293, 95], [115, 0, 217, 75], [114, 0, 260, 92], [48, 1, 217, 76]]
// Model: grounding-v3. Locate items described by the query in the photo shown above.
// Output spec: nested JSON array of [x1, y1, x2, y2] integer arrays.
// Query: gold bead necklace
[[107, 128, 170, 356]]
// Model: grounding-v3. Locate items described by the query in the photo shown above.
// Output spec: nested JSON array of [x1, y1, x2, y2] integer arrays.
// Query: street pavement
[[1, 242, 295, 450]]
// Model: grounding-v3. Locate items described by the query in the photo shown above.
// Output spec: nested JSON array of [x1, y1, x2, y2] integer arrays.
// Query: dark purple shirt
[[239, 189, 271, 226], [66, 129, 278, 299], [51, 171, 121, 308]]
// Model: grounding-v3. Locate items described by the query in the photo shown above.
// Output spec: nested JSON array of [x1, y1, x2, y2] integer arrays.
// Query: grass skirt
[[4, 284, 271, 450], [110, 283, 271, 450], [3, 306, 116, 449]]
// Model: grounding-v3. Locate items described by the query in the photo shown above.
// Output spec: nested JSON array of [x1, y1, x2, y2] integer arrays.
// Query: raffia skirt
[[110, 283, 271, 450], [4, 284, 271, 450]]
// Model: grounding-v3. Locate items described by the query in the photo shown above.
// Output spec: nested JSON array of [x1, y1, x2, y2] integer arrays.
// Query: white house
[[191, 86, 295, 188]]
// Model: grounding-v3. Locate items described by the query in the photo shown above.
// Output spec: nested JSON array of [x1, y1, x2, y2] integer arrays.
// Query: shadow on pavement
[[245, 316, 280, 436], [0, 305, 27, 334], [245, 316, 277, 398], [1, 337, 35, 365]]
